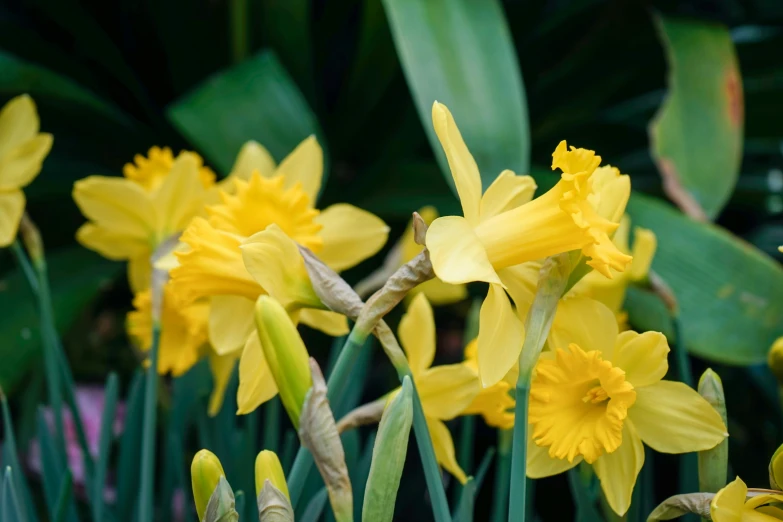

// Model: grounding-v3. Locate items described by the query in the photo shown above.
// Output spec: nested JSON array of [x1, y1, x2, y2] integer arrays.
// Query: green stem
[[409, 377, 452, 522], [452, 415, 476, 505], [288, 327, 369, 506], [138, 322, 161, 522], [490, 429, 512, 522], [34, 258, 67, 461], [11, 241, 38, 292], [508, 379, 530, 522], [230, 0, 248, 63]]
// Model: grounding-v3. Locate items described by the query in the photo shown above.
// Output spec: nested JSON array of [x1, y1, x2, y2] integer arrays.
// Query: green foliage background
[[1, 0, 783, 520]]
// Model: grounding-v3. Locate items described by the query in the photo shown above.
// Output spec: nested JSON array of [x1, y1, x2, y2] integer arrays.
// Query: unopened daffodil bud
[[768, 337, 783, 383], [698, 369, 728, 493], [770, 443, 783, 490], [255, 450, 289, 500], [191, 449, 226, 521], [254, 295, 312, 429], [257, 480, 294, 522]]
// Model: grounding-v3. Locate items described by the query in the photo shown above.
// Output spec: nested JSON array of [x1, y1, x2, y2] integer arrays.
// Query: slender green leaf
[[1, 393, 36, 522], [383, 0, 529, 191], [489, 429, 511, 522], [92, 373, 118, 522], [625, 192, 783, 364], [353, 432, 377, 522], [2, 467, 24, 522], [299, 488, 328, 522], [453, 448, 495, 522], [650, 15, 743, 219], [115, 371, 145, 522], [167, 50, 326, 181], [53, 472, 73, 522], [36, 409, 78, 522]]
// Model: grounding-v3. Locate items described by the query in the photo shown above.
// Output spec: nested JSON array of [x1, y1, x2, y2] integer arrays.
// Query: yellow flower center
[[529, 343, 636, 464], [208, 172, 323, 252], [123, 146, 216, 191]]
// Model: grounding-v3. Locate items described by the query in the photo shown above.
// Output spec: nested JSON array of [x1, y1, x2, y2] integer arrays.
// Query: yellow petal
[[711, 477, 747, 522], [0, 134, 52, 190], [274, 135, 323, 203], [628, 227, 657, 282], [76, 223, 149, 261], [431, 102, 482, 225], [231, 141, 276, 181], [526, 434, 581, 478], [0, 95, 39, 157], [411, 278, 468, 306], [497, 262, 539, 318], [208, 295, 256, 355], [629, 380, 727, 454], [478, 284, 525, 387], [237, 332, 279, 414], [0, 189, 25, 247], [298, 309, 349, 337], [398, 293, 436, 375], [208, 351, 238, 417], [592, 420, 644, 516], [590, 166, 631, 224], [417, 364, 480, 420], [73, 176, 155, 238], [152, 151, 207, 234], [613, 331, 669, 387], [427, 418, 468, 484], [128, 255, 153, 293], [479, 171, 537, 220], [241, 224, 322, 310], [548, 297, 618, 358], [314, 203, 389, 271], [425, 215, 501, 285]]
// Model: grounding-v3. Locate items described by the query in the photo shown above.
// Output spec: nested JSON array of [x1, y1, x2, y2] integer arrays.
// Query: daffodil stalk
[[509, 253, 572, 522], [138, 260, 167, 522]]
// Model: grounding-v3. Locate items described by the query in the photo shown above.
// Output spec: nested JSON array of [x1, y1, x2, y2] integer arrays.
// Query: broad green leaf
[[626, 192, 783, 365], [382, 0, 529, 192], [0, 248, 119, 392], [167, 51, 326, 184], [650, 16, 743, 219]]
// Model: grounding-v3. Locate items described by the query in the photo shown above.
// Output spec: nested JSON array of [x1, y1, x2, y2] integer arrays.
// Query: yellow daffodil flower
[[126, 283, 209, 377], [526, 298, 727, 515], [711, 477, 783, 521], [73, 148, 215, 291], [462, 339, 515, 429], [569, 215, 657, 323], [169, 137, 388, 413], [401, 207, 467, 305], [0, 94, 53, 247], [423, 102, 631, 387], [393, 293, 481, 484]]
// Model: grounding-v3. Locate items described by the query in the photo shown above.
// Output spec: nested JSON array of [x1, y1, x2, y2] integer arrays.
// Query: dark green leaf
[[2, 467, 24, 522], [650, 16, 743, 219], [299, 487, 328, 522], [92, 373, 118, 522], [36, 409, 78, 522], [167, 51, 326, 182], [115, 371, 145, 522], [383, 0, 529, 192], [1, 393, 37, 522], [52, 472, 74, 522], [626, 192, 783, 364], [453, 447, 495, 522]]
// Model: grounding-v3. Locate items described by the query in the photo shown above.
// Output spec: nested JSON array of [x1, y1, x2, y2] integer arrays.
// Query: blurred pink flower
[[28, 385, 126, 500]]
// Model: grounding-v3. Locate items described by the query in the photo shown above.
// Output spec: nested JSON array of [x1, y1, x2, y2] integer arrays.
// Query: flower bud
[[362, 376, 413, 522], [257, 480, 294, 522], [697, 369, 728, 493], [770, 443, 783, 489], [768, 337, 783, 383], [255, 450, 289, 500], [191, 449, 226, 521], [254, 295, 312, 429]]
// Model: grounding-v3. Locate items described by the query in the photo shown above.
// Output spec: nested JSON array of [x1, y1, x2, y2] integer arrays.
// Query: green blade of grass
[[92, 373, 118, 522]]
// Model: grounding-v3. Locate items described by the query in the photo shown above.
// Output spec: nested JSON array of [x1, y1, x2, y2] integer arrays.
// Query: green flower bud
[[254, 295, 312, 429], [768, 337, 783, 383], [255, 450, 289, 500], [191, 449, 226, 521], [697, 369, 728, 493], [770, 444, 783, 489], [362, 376, 413, 522]]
